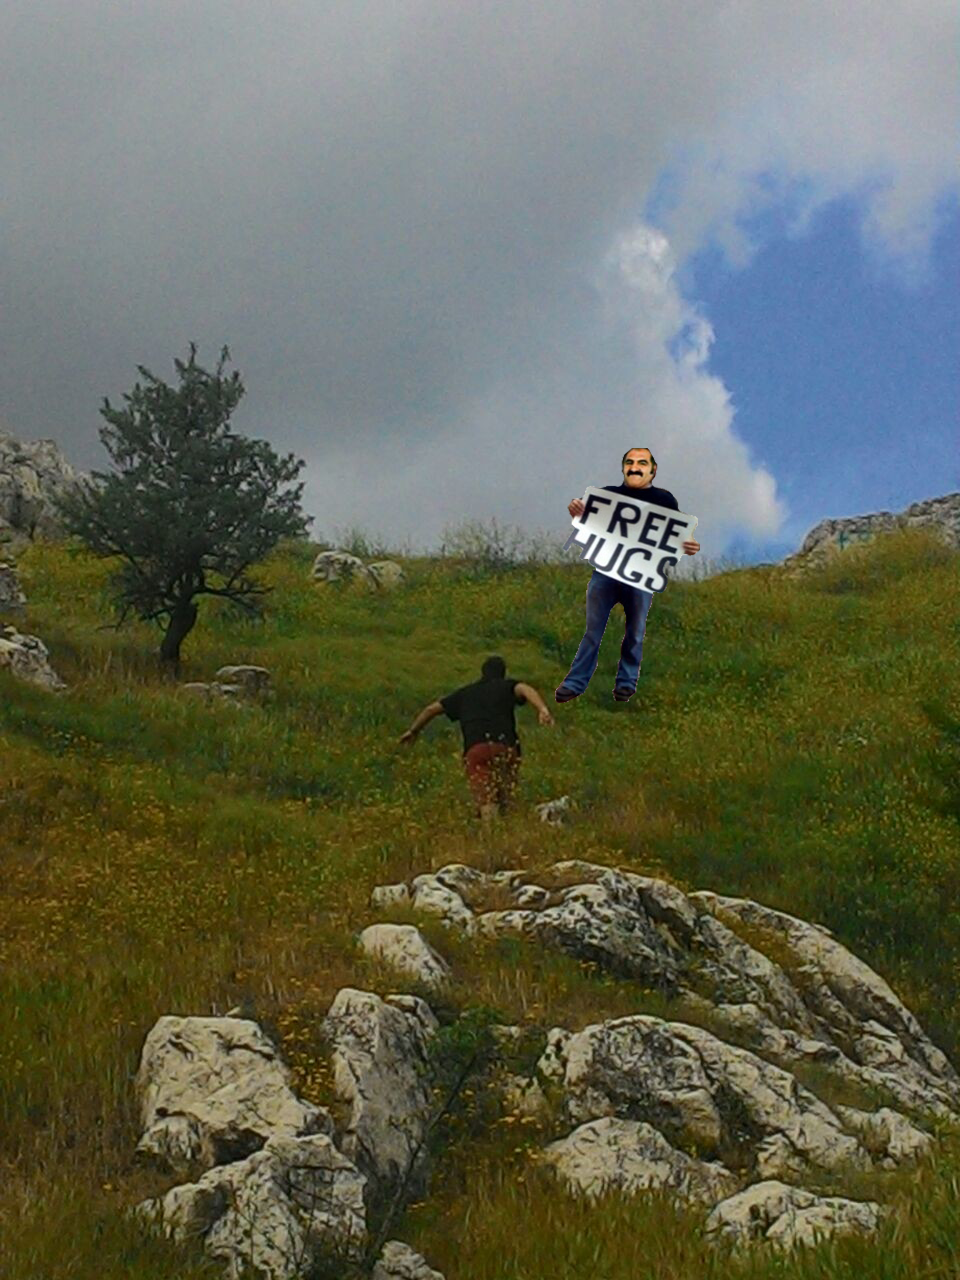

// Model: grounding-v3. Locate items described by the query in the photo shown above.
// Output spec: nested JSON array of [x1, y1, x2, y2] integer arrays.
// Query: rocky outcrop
[[181, 665, 271, 706], [0, 624, 66, 691], [0, 560, 26, 612], [134, 1016, 333, 1176], [542, 1116, 737, 1202], [321, 988, 438, 1207], [368, 859, 957, 1250], [311, 550, 406, 592], [705, 1179, 884, 1249], [538, 1016, 869, 1180], [136, 1132, 368, 1280], [134, 857, 956, 1272], [0, 430, 84, 551], [778, 491, 959, 580], [134, 999, 446, 1280], [359, 924, 452, 990]]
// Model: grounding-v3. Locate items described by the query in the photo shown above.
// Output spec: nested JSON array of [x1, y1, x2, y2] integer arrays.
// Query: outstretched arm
[[399, 700, 445, 744], [515, 682, 554, 727]]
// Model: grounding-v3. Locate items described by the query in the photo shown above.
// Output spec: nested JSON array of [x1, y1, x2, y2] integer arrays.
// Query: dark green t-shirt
[[440, 677, 526, 756]]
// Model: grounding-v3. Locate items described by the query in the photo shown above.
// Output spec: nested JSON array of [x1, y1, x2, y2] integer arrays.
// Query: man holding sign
[[556, 447, 700, 703]]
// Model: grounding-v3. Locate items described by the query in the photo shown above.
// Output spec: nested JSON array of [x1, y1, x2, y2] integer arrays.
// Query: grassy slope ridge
[[1, 527, 960, 1279]]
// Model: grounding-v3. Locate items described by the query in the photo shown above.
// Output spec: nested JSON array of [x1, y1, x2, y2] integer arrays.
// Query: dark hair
[[622, 447, 657, 471], [481, 655, 506, 680]]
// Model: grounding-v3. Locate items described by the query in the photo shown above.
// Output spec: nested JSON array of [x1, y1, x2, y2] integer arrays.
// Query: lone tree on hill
[[57, 343, 311, 671]]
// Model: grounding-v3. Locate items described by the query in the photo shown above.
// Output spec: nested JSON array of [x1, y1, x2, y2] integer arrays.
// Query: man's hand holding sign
[[556, 446, 699, 703]]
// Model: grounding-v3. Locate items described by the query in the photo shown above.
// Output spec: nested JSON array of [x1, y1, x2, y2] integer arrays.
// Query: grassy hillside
[[2, 526, 960, 1278]]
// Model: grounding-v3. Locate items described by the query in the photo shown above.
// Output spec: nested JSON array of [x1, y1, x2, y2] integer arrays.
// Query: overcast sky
[[1, 1, 957, 566]]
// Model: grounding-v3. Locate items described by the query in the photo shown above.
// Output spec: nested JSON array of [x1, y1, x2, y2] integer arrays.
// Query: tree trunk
[[159, 597, 198, 674]]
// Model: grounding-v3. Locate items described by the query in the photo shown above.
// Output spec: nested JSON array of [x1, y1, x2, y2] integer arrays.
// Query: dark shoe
[[555, 685, 580, 703], [613, 687, 634, 701]]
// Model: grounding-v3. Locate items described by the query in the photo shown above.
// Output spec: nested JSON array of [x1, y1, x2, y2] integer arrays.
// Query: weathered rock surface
[[0, 430, 85, 551], [410, 873, 477, 934], [542, 1116, 738, 1203], [370, 882, 411, 911], [373, 861, 960, 1134], [311, 549, 374, 585], [322, 988, 438, 1206], [534, 794, 573, 824], [213, 664, 271, 695], [372, 1239, 446, 1279], [0, 624, 66, 690], [365, 560, 406, 591], [136, 1132, 367, 1280], [693, 891, 960, 1116], [538, 1015, 869, 1179], [0, 560, 26, 612], [705, 1179, 884, 1249], [777, 491, 959, 580], [135, 1016, 333, 1175], [359, 923, 452, 989]]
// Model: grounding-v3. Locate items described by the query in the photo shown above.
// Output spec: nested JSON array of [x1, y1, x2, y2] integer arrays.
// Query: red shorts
[[462, 742, 520, 811]]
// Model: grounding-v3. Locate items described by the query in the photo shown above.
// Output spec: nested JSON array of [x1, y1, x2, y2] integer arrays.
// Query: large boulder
[[136, 1132, 367, 1280], [322, 988, 439, 1207], [537, 1015, 869, 1179], [311, 550, 374, 586], [358, 924, 451, 990], [134, 1015, 333, 1175], [364, 560, 406, 591], [0, 430, 85, 551], [705, 1179, 884, 1249], [542, 1116, 737, 1204], [0, 625, 66, 691]]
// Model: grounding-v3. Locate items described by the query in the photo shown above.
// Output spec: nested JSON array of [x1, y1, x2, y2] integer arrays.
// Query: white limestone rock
[[543, 1117, 738, 1204], [372, 1239, 445, 1279], [432, 862, 493, 908], [134, 1016, 332, 1175], [778, 491, 959, 581], [0, 430, 85, 547], [359, 923, 451, 989], [539, 1015, 869, 1178], [370, 882, 411, 910], [136, 1132, 367, 1280], [535, 795, 573, 824], [322, 988, 438, 1204], [364, 560, 406, 591], [514, 884, 551, 908], [0, 625, 66, 691], [693, 891, 960, 1115], [213, 664, 271, 695], [705, 1179, 884, 1249], [311, 550, 374, 586], [835, 1105, 934, 1168], [411, 874, 477, 934]]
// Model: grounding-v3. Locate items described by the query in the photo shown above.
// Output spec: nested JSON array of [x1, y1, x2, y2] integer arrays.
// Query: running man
[[399, 655, 554, 823]]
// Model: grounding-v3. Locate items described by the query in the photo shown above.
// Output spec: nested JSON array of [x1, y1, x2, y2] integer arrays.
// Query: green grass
[[1, 525, 959, 1277]]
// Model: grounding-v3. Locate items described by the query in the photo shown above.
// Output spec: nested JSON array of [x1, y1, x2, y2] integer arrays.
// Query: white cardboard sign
[[563, 486, 699, 593]]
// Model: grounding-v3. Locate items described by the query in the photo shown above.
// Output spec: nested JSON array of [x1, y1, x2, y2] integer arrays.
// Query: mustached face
[[622, 449, 655, 488]]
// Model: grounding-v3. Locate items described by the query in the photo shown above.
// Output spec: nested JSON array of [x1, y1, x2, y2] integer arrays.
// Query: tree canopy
[[57, 343, 311, 668]]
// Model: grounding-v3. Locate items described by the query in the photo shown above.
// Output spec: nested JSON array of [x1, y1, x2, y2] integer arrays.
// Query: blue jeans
[[562, 570, 654, 693]]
